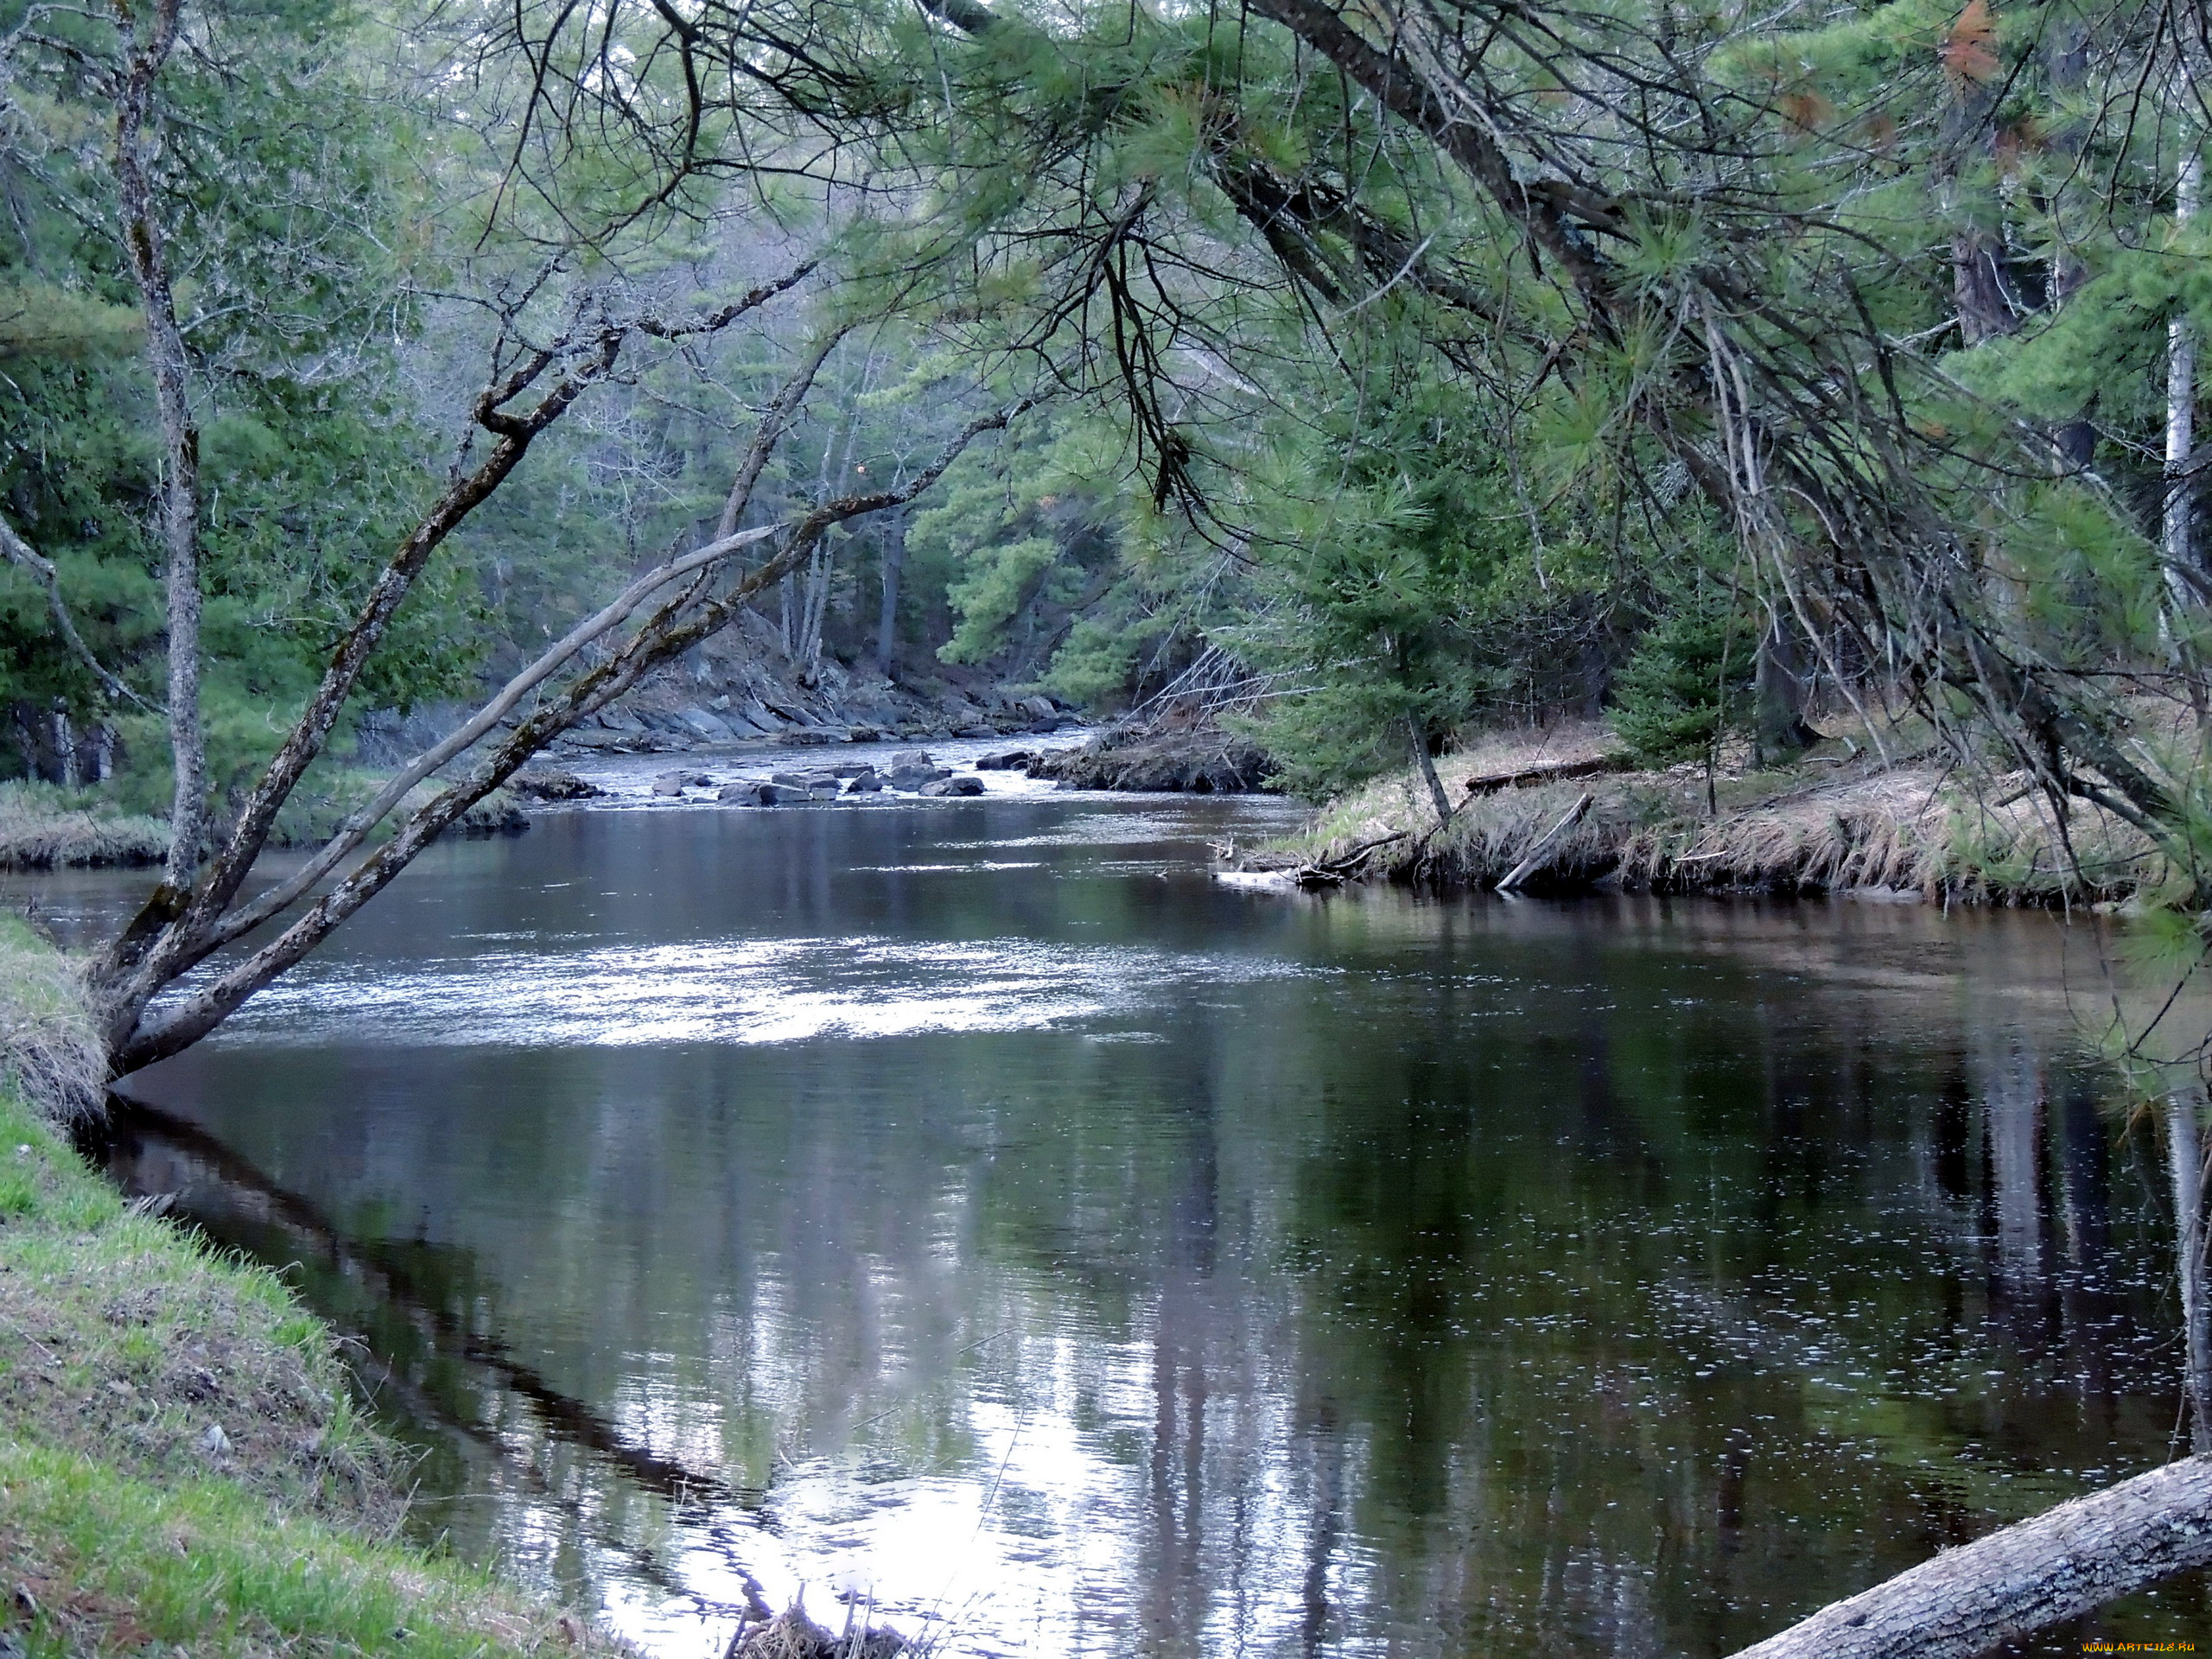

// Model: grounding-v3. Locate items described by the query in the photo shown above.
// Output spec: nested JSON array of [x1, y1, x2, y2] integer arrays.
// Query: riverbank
[[0, 774, 528, 873], [0, 918, 628, 1658], [1263, 721, 2160, 903]]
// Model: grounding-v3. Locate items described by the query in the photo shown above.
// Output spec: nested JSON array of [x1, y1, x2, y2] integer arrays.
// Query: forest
[[6, 0, 2212, 976], [4, 0, 2212, 1654]]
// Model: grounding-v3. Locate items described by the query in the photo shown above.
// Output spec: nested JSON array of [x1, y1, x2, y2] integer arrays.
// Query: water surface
[[43, 788, 2204, 1656]]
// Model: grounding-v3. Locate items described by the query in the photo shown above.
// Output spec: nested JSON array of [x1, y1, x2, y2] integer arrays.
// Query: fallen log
[[1463, 753, 1629, 796], [1495, 792, 1594, 892], [1290, 831, 1407, 887], [1728, 1455, 2212, 1659]]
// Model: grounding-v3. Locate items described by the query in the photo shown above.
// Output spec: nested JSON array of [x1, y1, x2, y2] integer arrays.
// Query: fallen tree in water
[[1727, 1456, 2212, 1658]]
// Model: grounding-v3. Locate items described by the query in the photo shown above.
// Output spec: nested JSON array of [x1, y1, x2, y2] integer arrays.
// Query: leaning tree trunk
[[1728, 1456, 2212, 1658], [1410, 719, 1454, 828]]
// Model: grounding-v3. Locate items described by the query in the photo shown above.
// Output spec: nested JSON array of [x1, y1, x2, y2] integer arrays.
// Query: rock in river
[[510, 768, 605, 801], [918, 775, 987, 797]]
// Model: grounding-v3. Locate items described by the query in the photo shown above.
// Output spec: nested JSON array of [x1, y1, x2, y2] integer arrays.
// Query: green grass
[[1, 1442, 602, 1658], [0, 923, 624, 1656]]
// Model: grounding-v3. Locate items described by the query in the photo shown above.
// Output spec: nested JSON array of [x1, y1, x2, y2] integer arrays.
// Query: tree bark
[[1728, 1456, 2212, 1659], [1410, 721, 1454, 828], [2169, 1087, 2212, 1456], [1752, 613, 1818, 766], [2168, 150, 2202, 608], [111, 0, 202, 887], [876, 511, 906, 675], [1952, 227, 2018, 346]]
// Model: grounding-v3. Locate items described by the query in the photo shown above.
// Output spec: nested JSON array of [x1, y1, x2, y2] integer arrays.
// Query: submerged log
[[1728, 1456, 2212, 1659]]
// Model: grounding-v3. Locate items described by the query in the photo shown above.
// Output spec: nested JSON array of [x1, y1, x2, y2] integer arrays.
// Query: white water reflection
[[81, 798, 2204, 1659], [518, 1324, 1339, 1659], [209, 936, 1330, 1048]]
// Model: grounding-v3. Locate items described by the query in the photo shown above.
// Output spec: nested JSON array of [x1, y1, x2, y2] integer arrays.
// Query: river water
[[24, 754, 2206, 1656]]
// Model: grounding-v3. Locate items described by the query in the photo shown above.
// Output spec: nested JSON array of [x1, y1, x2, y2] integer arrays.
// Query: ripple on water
[[207, 936, 1332, 1048]]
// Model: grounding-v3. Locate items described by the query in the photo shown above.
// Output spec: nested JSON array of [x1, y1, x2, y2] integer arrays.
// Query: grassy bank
[[0, 772, 526, 873], [0, 783, 168, 871], [0, 918, 624, 1658], [1275, 720, 2161, 904]]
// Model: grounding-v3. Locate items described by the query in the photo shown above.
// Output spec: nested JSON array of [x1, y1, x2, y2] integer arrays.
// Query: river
[[19, 748, 2204, 1656]]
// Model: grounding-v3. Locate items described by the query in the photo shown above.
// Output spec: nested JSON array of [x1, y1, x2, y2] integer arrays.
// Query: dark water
[[40, 789, 2207, 1656]]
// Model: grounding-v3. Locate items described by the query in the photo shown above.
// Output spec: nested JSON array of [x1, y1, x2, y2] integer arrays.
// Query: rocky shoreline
[[358, 620, 1080, 770]]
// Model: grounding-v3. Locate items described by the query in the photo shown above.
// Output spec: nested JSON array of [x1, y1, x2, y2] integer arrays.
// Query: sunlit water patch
[[205, 936, 1330, 1048]]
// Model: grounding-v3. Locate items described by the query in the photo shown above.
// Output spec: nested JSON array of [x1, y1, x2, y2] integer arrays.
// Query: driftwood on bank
[[1495, 792, 1594, 891], [1289, 832, 1407, 887], [1728, 1455, 2212, 1659], [1461, 753, 1630, 797]]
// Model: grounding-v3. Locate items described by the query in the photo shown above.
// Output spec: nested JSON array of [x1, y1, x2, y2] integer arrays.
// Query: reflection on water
[[38, 797, 2204, 1656]]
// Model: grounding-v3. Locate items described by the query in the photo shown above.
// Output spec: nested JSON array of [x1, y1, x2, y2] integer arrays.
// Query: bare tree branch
[[90, 262, 817, 1042], [111, 394, 1034, 1074], [0, 510, 157, 715]]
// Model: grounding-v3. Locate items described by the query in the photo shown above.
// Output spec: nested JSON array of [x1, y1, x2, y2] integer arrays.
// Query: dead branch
[[1496, 791, 1595, 891]]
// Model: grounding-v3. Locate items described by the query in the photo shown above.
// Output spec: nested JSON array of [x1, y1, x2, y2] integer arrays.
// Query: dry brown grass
[[0, 781, 168, 870], [0, 914, 105, 1122], [1618, 766, 1951, 893], [1279, 728, 2164, 903], [728, 1606, 909, 1658], [1442, 717, 1624, 783]]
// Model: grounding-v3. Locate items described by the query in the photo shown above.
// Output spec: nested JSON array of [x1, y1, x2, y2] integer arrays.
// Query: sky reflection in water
[[56, 792, 2204, 1657]]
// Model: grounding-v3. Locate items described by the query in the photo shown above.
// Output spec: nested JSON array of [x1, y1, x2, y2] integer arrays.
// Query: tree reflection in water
[[55, 798, 2202, 1657]]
